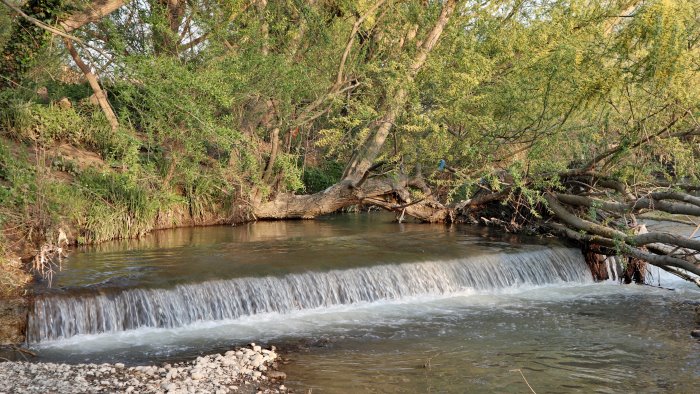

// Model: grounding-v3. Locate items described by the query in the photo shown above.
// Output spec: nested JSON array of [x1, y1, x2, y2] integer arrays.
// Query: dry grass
[[0, 255, 31, 299]]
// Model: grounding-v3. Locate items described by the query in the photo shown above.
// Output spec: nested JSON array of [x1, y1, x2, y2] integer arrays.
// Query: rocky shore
[[0, 344, 288, 394]]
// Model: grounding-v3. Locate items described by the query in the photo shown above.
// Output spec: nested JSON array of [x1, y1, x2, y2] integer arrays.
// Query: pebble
[[0, 345, 284, 394]]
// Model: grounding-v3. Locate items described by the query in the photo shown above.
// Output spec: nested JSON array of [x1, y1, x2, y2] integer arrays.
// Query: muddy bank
[[0, 298, 27, 345], [0, 344, 289, 394], [0, 202, 246, 345]]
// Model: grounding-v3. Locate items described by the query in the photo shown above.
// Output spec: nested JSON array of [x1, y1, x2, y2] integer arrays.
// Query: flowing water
[[24, 213, 700, 392]]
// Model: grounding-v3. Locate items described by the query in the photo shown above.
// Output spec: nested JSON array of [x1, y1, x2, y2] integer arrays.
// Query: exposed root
[[30, 229, 69, 287]]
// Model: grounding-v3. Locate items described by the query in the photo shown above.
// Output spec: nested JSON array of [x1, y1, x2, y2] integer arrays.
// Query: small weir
[[28, 247, 591, 343]]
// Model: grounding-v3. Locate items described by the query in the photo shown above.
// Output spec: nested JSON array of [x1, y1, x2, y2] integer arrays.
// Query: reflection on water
[[46, 213, 540, 291], [27, 213, 700, 393]]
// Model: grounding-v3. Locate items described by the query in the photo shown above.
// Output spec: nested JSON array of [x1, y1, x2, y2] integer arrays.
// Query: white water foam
[[28, 247, 591, 343]]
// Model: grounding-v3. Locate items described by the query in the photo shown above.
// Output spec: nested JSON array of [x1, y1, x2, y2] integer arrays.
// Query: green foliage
[[0, 0, 67, 84], [74, 169, 164, 242], [303, 161, 344, 193], [2, 102, 90, 146], [274, 153, 305, 192], [0, 141, 36, 209], [0, 0, 697, 258]]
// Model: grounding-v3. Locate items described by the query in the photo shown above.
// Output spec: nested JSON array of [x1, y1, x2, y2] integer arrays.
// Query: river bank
[[0, 344, 288, 394]]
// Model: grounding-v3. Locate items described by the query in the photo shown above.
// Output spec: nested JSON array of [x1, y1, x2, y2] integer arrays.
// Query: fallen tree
[[256, 159, 700, 285], [245, 0, 700, 286]]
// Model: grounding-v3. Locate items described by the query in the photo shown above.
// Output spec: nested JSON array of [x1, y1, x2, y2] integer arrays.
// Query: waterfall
[[28, 247, 591, 343]]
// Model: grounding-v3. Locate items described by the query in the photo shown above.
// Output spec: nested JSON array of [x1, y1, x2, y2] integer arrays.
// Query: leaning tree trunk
[[63, 38, 119, 130], [341, 0, 456, 186], [0, 0, 126, 88], [254, 0, 457, 219]]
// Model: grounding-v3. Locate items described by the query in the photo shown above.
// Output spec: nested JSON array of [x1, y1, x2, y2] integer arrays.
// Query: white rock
[[251, 355, 264, 368], [222, 359, 235, 367], [191, 372, 205, 380]]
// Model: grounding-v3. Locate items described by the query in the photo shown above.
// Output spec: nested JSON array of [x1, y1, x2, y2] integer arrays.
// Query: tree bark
[[342, 0, 457, 185], [0, 0, 125, 88], [262, 127, 280, 184], [64, 38, 119, 131], [60, 0, 126, 33]]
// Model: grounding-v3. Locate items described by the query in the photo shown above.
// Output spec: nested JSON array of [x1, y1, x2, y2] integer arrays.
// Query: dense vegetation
[[1, 0, 699, 295]]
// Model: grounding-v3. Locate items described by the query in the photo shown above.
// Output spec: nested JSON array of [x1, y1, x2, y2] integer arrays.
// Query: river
[[25, 213, 700, 392]]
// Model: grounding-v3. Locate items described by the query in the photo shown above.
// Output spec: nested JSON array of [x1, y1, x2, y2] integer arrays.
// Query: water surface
[[26, 213, 700, 393]]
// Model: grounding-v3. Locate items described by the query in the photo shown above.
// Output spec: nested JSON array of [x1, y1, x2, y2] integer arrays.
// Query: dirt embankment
[[0, 139, 249, 344]]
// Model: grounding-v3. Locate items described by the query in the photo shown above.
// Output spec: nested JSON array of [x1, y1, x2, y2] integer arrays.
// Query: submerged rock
[[268, 371, 287, 380]]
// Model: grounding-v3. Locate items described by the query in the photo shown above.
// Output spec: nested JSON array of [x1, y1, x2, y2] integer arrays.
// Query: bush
[[303, 161, 344, 193], [2, 102, 91, 146], [75, 169, 163, 242]]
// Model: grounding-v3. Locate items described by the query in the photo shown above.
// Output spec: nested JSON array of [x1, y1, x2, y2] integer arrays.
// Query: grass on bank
[[0, 76, 336, 292], [0, 251, 31, 299]]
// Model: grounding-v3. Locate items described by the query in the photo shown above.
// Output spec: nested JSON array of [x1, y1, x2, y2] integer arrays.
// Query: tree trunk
[[1, 0, 125, 88], [342, 0, 457, 185], [255, 0, 457, 212], [153, 0, 187, 55], [64, 38, 119, 131], [60, 0, 126, 33]]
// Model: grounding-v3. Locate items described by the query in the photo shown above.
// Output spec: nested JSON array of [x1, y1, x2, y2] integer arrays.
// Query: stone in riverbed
[[251, 355, 264, 368], [191, 371, 205, 380], [268, 371, 286, 380], [691, 329, 700, 338], [221, 359, 235, 367]]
